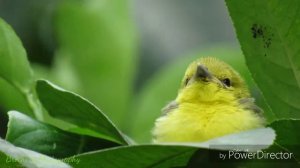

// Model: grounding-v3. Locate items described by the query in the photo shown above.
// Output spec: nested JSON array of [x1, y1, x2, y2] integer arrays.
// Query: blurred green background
[[0, 0, 271, 142]]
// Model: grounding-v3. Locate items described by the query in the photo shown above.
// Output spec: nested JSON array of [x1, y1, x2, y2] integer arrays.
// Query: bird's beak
[[195, 65, 213, 81], [195, 65, 224, 87]]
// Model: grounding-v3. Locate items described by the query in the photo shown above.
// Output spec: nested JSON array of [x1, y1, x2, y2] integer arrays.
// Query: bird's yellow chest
[[153, 102, 263, 143]]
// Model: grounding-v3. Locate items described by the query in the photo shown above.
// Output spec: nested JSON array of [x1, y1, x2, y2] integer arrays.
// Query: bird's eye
[[184, 77, 190, 86], [222, 78, 231, 87]]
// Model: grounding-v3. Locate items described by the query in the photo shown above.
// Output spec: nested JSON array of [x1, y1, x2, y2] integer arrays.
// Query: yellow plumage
[[152, 57, 265, 142]]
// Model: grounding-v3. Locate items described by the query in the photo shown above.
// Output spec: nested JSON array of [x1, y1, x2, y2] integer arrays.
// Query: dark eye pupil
[[222, 78, 231, 87]]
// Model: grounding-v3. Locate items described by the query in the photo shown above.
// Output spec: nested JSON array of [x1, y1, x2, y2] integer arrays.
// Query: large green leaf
[[129, 46, 274, 142], [269, 119, 300, 162], [68, 128, 275, 168], [6, 111, 119, 158], [0, 138, 71, 168], [70, 145, 195, 168], [226, 0, 300, 119], [55, 0, 137, 127], [36, 80, 128, 145]]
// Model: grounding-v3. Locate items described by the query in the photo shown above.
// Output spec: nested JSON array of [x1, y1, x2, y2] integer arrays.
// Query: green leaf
[[225, 0, 300, 119], [0, 18, 34, 117], [269, 119, 300, 162], [68, 128, 275, 168], [0, 138, 71, 168], [36, 80, 128, 145], [70, 145, 196, 168], [0, 79, 31, 115], [0, 18, 33, 93], [6, 111, 119, 158], [0, 17, 44, 120], [129, 46, 273, 142], [55, 0, 137, 127]]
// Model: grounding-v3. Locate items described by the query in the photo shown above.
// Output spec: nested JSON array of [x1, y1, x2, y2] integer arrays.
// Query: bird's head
[[176, 57, 250, 104]]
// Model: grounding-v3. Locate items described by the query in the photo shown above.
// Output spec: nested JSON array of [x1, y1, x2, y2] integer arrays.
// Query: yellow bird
[[152, 57, 265, 143]]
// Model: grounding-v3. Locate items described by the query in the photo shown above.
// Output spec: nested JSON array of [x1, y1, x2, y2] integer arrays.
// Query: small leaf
[[0, 18, 36, 117], [226, 0, 300, 119], [0, 18, 44, 120], [6, 111, 119, 158], [0, 18, 33, 93], [36, 80, 128, 145], [0, 138, 71, 168]]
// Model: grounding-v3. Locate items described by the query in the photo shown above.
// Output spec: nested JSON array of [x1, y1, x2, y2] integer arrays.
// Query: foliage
[[226, 0, 300, 120], [6, 111, 119, 158], [0, 137, 71, 168], [0, 0, 299, 167]]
